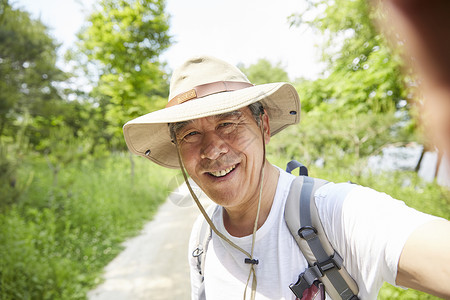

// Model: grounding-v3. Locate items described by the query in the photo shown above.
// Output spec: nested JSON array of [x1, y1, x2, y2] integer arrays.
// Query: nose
[[200, 131, 229, 160]]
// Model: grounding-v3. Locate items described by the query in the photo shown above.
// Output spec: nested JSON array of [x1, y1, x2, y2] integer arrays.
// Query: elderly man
[[123, 56, 449, 300]]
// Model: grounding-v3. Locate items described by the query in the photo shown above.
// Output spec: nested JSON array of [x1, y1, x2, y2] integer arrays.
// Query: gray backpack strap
[[286, 160, 309, 176], [192, 204, 217, 300], [285, 176, 359, 300]]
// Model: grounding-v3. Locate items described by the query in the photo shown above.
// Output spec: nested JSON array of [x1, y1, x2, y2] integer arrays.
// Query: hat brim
[[123, 82, 300, 168]]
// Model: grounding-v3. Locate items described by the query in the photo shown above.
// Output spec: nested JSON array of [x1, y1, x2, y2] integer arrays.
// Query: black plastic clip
[[314, 252, 343, 276], [244, 258, 259, 265]]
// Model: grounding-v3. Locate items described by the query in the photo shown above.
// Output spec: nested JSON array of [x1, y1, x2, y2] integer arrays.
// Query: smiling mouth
[[208, 165, 236, 177]]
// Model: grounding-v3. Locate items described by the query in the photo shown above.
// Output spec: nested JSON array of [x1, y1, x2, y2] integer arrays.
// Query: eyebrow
[[170, 120, 192, 137], [215, 110, 243, 120]]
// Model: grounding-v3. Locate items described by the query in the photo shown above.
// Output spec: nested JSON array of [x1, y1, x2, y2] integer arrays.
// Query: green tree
[[0, 0, 74, 206], [71, 0, 172, 150], [0, 0, 67, 141], [239, 58, 290, 84], [269, 110, 413, 176], [291, 0, 407, 114], [278, 0, 418, 176]]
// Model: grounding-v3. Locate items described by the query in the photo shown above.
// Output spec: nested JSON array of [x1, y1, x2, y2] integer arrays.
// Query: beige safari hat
[[123, 55, 301, 168]]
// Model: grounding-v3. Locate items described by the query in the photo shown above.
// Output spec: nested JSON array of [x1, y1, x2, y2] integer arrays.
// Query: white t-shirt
[[188, 169, 439, 300]]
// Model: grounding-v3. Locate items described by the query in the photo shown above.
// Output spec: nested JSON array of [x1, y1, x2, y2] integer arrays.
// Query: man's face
[[174, 107, 270, 209]]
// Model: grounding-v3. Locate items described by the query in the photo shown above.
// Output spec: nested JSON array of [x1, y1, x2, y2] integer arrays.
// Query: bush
[[0, 142, 29, 208], [0, 153, 176, 299]]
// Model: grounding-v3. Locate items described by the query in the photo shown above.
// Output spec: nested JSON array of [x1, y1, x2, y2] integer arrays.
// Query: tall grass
[[0, 153, 177, 299]]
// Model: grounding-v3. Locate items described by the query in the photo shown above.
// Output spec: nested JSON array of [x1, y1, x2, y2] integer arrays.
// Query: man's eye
[[181, 131, 200, 142], [187, 131, 198, 137], [218, 122, 233, 128], [218, 122, 239, 135]]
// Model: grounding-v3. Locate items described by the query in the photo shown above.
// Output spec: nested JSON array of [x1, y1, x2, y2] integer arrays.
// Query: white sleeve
[[314, 182, 440, 299], [188, 214, 204, 300]]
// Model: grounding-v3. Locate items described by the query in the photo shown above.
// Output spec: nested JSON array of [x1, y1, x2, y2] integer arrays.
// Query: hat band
[[166, 81, 254, 108]]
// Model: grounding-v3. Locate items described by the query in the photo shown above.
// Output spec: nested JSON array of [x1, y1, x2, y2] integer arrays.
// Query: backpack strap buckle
[[285, 173, 360, 300], [289, 266, 322, 299], [290, 251, 344, 298], [314, 251, 343, 276]]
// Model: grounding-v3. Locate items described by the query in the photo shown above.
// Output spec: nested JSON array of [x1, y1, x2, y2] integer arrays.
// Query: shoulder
[[189, 203, 218, 250], [315, 181, 430, 222], [313, 181, 406, 214], [313, 181, 357, 215]]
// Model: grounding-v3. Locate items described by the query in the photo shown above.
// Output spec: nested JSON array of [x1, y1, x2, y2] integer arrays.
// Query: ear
[[262, 109, 271, 144]]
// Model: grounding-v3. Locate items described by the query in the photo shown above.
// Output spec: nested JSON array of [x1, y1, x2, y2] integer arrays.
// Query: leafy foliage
[[71, 0, 172, 150], [281, 0, 419, 181], [291, 0, 408, 115], [268, 111, 414, 177], [0, 0, 78, 207], [0, 1, 176, 298], [239, 58, 290, 84], [0, 0, 68, 141], [0, 155, 176, 299]]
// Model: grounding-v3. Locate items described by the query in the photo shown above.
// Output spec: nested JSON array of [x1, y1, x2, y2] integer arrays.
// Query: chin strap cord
[[175, 111, 267, 300], [176, 148, 251, 258], [243, 115, 266, 300]]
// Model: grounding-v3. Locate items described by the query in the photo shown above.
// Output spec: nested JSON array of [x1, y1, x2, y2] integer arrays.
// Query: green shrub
[[0, 154, 176, 299]]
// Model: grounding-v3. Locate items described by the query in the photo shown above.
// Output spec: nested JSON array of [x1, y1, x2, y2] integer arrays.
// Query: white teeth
[[210, 165, 236, 177]]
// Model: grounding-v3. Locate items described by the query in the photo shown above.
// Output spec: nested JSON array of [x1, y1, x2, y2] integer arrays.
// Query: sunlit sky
[[13, 0, 324, 80]]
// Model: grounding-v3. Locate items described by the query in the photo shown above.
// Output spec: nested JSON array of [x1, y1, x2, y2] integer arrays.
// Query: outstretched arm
[[396, 219, 450, 299]]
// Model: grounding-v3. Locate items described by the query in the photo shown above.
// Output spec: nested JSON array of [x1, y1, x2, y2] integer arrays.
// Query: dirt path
[[88, 183, 210, 300]]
